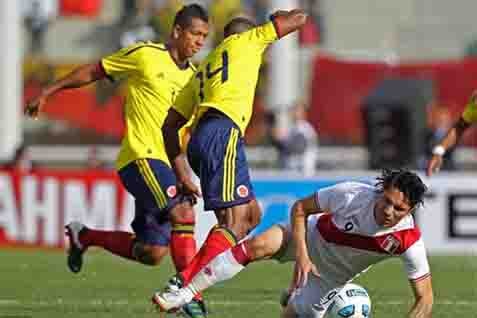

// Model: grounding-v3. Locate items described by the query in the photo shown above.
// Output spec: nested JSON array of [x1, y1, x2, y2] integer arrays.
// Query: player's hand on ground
[[426, 154, 443, 177], [24, 94, 47, 119], [292, 254, 320, 290]]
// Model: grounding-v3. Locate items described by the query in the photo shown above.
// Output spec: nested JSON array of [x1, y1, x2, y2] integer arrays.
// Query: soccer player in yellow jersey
[[25, 5, 209, 317], [153, 9, 307, 312], [427, 91, 477, 176]]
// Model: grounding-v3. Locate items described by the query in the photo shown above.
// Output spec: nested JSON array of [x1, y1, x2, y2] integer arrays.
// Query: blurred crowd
[[118, 0, 323, 50], [21, 0, 323, 54]]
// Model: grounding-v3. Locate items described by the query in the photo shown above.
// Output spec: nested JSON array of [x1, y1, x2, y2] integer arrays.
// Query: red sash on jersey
[[316, 213, 421, 255]]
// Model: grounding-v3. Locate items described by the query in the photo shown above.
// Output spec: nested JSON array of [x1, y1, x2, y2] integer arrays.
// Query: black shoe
[[65, 222, 86, 273]]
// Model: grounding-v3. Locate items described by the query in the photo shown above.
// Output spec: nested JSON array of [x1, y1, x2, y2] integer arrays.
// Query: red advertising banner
[[60, 0, 103, 17], [0, 168, 133, 248], [309, 55, 477, 144]]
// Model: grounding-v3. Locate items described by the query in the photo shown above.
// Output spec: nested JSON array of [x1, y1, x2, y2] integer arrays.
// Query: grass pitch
[[1, 249, 476, 317]]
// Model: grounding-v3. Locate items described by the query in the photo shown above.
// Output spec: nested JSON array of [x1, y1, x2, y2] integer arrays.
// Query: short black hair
[[224, 17, 256, 38], [375, 168, 428, 208], [173, 4, 208, 29]]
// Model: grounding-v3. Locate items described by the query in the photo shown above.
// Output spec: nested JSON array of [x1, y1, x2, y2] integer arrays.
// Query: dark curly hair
[[375, 168, 428, 208]]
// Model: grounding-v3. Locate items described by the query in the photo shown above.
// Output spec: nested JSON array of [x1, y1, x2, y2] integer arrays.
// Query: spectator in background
[[86, 146, 114, 170], [299, 0, 323, 46], [119, 0, 157, 47], [22, 0, 58, 55], [4, 144, 34, 173], [271, 102, 318, 176], [242, 0, 269, 24]]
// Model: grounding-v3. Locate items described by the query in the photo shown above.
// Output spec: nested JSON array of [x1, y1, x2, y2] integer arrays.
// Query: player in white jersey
[[153, 169, 433, 317]]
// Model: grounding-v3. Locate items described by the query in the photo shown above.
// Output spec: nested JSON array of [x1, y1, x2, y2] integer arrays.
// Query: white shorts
[[274, 214, 345, 318]]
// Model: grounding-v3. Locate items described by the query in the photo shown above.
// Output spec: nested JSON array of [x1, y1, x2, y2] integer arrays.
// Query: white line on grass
[[1, 299, 477, 306]]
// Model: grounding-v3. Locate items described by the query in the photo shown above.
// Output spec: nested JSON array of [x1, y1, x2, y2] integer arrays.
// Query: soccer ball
[[326, 283, 371, 318]]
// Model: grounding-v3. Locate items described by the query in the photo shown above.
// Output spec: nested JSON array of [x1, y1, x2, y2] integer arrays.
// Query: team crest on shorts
[[166, 186, 177, 198], [381, 235, 400, 254], [237, 185, 249, 198]]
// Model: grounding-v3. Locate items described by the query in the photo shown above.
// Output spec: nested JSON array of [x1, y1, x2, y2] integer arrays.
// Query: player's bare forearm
[[271, 9, 308, 38], [172, 154, 191, 184], [291, 200, 309, 257], [41, 63, 103, 97], [437, 118, 471, 151], [408, 277, 433, 318], [162, 109, 188, 180], [291, 196, 320, 257], [25, 63, 104, 118]]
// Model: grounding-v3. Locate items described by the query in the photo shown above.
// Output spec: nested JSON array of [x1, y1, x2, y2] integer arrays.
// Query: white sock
[[186, 248, 245, 295]]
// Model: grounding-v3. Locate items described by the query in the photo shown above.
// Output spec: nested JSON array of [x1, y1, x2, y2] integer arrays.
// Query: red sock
[[231, 242, 252, 266], [180, 227, 237, 284], [80, 229, 136, 261], [170, 222, 197, 272]]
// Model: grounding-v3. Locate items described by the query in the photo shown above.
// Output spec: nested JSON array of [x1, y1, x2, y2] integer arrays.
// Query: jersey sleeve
[[316, 183, 359, 214], [462, 101, 477, 124], [241, 22, 279, 51], [101, 45, 143, 80], [172, 78, 197, 120], [399, 238, 431, 281]]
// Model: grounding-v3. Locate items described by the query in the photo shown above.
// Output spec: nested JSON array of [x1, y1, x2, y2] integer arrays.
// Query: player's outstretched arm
[[270, 9, 308, 38], [24, 63, 106, 119], [426, 117, 471, 176], [162, 109, 201, 197], [290, 195, 322, 289], [408, 276, 433, 318]]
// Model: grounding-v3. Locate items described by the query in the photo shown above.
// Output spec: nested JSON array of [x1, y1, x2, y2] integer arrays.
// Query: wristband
[[432, 145, 446, 156]]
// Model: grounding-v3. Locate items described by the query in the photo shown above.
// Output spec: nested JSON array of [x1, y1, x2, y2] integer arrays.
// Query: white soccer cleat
[[65, 221, 86, 273], [152, 288, 194, 313]]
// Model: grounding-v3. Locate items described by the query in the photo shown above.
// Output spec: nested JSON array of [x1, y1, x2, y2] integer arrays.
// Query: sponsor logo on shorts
[[166, 186, 177, 198], [237, 185, 249, 198]]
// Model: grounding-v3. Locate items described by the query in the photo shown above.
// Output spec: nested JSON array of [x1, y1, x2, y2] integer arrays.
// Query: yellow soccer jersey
[[173, 22, 278, 135], [101, 42, 196, 170], [462, 100, 477, 124]]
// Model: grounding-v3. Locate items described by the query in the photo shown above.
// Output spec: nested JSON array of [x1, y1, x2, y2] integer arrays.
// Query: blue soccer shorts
[[187, 113, 255, 211], [118, 158, 184, 246]]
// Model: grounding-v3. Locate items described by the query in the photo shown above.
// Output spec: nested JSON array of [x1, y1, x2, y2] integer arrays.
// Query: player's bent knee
[[170, 202, 195, 225], [247, 225, 286, 260], [245, 235, 275, 260], [134, 243, 169, 266]]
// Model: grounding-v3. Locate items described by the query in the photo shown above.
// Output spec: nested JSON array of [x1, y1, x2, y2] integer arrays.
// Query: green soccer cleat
[[166, 275, 208, 317], [180, 298, 208, 318]]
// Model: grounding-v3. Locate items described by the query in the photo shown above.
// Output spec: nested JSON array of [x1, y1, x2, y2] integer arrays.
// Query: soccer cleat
[[180, 298, 207, 318], [65, 221, 87, 273], [152, 288, 195, 313], [166, 275, 184, 292], [164, 275, 208, 317]]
